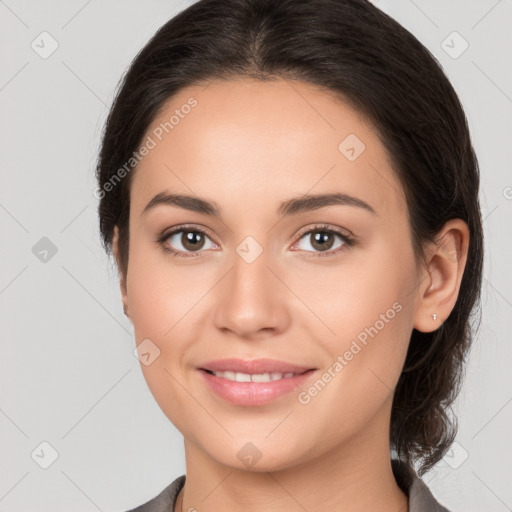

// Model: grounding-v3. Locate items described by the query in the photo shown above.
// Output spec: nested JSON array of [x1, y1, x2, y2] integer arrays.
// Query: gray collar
[[392, 459, 451, 512]]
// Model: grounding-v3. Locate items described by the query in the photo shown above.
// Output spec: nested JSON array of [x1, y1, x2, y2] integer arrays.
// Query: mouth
[[197, 366, 317, 406]]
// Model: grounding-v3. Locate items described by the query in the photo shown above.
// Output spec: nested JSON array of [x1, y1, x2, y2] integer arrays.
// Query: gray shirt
[[126, 459, 450, 511]]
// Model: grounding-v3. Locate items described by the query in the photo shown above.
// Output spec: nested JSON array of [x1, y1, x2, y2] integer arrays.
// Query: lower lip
[[198, 369, 316, 406]]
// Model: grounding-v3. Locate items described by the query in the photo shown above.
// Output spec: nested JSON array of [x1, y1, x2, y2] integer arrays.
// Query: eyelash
[[156, 223, 356, 259]]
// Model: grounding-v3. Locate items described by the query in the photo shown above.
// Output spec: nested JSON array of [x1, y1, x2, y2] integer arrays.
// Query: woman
[[96, 0, 483, 510]]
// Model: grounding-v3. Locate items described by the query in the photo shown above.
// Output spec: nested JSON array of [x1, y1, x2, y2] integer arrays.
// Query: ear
[[413, 219, 470, 332], [112, 225, 130, 319]]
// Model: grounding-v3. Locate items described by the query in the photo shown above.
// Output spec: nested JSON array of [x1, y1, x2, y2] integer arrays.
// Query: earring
[[123, 303, 128, 316], [432, 313, 437, 321]]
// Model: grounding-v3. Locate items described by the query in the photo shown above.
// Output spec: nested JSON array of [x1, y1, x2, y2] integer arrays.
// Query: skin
[[112, 77, 469, 512]]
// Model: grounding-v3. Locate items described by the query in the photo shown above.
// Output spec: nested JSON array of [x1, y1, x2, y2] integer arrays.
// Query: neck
[[179, 407, 408, 512]]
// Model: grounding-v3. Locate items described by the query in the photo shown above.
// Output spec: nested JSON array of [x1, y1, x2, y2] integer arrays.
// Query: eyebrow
[[141, 191, 377, 218]]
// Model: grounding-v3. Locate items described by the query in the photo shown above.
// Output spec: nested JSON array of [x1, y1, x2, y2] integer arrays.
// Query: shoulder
[[124, 475, 185, 512], [409, 478, 451, 512], [392, 459, 451, 512]]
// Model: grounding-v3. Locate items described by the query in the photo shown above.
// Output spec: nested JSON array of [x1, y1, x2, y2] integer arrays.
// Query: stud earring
[[432, 313, 437, 321]]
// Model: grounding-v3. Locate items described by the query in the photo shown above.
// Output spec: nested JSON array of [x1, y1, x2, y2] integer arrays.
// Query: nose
[[213, 247, 291, 339]]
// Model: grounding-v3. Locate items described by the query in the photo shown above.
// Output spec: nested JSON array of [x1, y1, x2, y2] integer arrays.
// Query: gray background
[[1, 0, 511, 510]]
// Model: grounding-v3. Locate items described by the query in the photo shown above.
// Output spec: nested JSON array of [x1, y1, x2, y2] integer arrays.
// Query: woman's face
[[118, 78, 425, 471]]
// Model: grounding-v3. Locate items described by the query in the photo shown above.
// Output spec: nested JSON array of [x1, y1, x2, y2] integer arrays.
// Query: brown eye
[[180, 230, 206, 251], [309, 231, 336, 251], [162, 228, 216, 255], [295, 228, 347, 254]]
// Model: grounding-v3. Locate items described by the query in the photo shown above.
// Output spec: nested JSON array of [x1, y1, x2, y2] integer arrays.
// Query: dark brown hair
[[96, 0, 483, 475]]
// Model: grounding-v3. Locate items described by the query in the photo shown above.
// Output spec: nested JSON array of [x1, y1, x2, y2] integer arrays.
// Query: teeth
[[211, 371, 298, 382]]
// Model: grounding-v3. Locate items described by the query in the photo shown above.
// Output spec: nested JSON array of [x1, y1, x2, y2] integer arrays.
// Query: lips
[[198, 358, 315, 375], [198, 364, 317, 406]]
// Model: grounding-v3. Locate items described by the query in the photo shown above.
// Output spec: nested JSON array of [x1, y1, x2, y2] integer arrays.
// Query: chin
[[206, 439, 310, 474]]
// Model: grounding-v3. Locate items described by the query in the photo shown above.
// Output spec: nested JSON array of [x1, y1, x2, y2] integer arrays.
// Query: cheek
[[288, 241, 415, 408], [125, 248, 201, 426], [291, 285, 412, 442], [126, 241, 207, 338], [286, 236, 415, 340]]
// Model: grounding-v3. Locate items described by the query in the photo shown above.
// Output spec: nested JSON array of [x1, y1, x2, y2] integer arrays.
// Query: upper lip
[[199, 358, 315, 375]]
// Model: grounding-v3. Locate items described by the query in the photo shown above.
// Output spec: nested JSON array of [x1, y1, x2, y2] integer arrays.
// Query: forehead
[[130, 78, 405, 219]]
